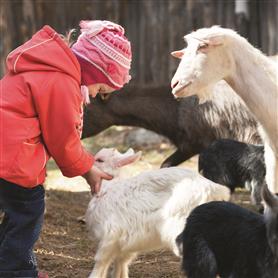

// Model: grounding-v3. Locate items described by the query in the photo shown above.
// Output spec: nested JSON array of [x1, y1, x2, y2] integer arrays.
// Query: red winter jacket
[[0, 25, 94, 188]]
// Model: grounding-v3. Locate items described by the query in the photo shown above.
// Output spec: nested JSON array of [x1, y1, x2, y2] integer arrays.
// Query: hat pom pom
[[79, 20, 105, 37], [79, 20, 125, 38]]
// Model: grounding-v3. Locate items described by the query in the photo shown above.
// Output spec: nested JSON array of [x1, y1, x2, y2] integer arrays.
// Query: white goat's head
[[94, 148, 142, 177], [171, 26, 235, 100]]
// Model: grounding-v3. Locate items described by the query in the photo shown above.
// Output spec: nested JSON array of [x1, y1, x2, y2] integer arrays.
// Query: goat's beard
[[174, 83, 214, 104], [193, 85, 214, 104]]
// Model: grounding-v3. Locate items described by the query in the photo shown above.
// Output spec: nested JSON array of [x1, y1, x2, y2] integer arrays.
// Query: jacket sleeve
[[32, 72, 94, 177]]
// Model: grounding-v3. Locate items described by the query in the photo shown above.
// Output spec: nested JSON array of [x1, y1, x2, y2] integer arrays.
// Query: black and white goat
[[83, 81, 261, 167], [199, 139, 265, 208], [176, 185, 278, 278]]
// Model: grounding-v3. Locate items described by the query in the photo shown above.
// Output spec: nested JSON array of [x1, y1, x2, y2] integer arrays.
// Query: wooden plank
[[0, 0, 277, 84]]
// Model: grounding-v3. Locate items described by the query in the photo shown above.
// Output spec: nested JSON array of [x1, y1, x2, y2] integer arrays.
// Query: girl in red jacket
[[0, 20, 132, 277]]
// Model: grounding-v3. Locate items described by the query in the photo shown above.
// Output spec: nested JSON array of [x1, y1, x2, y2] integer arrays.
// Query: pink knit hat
[[71, 20, 132, 89]]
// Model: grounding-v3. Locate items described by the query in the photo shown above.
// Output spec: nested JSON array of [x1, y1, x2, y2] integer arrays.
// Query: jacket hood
[[6, 25, 81, 84]]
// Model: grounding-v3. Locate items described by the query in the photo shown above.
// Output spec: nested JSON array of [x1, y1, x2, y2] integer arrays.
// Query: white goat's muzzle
[[172, 81, 192, 98]]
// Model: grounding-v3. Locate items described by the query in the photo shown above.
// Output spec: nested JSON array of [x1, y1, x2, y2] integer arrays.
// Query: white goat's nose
[[171, 80, 179, 89]]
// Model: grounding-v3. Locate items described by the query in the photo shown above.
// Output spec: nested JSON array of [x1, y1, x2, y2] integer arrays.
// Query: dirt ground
[[36, 127, 257, 278]]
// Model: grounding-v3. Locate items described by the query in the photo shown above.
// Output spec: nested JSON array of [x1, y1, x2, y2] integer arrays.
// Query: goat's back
[[199, 139, 265, 190], [179, 201, 274, 278], [86, 167, 230, 252]]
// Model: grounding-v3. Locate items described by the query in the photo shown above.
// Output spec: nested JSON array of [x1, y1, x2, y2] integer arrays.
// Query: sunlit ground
[[45, 126, 198, 192]]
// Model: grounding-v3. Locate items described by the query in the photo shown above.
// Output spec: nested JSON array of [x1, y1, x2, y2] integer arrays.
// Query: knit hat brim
[[74, 53, 120, 89]]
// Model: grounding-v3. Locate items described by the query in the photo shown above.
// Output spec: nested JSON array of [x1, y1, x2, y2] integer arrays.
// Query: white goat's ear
[[171, 50, 184, 59], [116, 151, 142, 168], [262, 184, 278, 209]]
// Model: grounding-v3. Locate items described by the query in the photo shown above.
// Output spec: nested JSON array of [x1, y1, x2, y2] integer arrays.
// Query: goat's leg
[[88, 245, 116, 278], [161, 149, 195, 168], [264, 143, 278, 194], [112, 252, 137, 278], [250, 180, 264, 208]]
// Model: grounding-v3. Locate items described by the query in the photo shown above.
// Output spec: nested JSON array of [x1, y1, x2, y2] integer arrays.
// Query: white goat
[[86, 148, 230, 278], [171, 26, 278, 194]]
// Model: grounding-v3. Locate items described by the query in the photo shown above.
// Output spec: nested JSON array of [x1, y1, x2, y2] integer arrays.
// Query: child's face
[[87, 83, 115, 98]]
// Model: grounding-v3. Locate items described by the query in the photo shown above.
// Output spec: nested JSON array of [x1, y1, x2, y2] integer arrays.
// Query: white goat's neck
[[225, 36, 278, 151]]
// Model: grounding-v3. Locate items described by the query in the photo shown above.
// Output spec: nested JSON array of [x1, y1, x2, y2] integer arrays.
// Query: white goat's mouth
[[172, 81, 192, 98]]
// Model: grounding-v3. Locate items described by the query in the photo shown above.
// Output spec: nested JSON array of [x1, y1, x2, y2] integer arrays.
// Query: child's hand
[[82, 166, 113, 194]]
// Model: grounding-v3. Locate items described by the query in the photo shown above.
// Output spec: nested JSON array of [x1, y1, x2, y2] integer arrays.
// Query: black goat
[[82, 81, 261, 167], [199, 139, 265, 207], [176, 185, 278, 278]]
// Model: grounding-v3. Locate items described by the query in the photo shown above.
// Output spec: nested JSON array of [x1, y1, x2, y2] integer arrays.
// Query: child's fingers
[[101, 172, 113, 180], [94, 181, 101, 194]]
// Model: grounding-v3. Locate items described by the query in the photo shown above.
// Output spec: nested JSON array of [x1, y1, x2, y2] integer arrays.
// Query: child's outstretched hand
[[82, 166, 113, 194]]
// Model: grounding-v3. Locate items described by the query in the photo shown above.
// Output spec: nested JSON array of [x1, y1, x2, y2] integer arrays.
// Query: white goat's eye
[[198, 43, 209, 50], [96, 158, 104, 163]]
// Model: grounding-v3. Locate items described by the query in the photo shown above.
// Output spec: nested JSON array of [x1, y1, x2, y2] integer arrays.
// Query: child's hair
[[64, 28, 81, 47]]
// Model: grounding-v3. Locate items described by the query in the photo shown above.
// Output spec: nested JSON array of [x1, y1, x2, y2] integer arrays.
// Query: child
[[0, 20, 132, 277]]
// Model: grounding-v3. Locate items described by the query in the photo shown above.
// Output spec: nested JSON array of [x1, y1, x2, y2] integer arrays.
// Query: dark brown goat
[[82, 81, 261, 167]]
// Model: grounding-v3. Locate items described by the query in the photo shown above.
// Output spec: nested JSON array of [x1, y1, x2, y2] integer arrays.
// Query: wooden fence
[[1, 0, 277, 87]]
